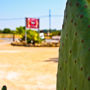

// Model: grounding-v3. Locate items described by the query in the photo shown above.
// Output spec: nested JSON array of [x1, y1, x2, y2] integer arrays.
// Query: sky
[[0, 0, 67, 30]]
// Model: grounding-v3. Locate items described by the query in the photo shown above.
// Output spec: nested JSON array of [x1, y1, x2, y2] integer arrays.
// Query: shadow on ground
[[44, 58, 58, 63]]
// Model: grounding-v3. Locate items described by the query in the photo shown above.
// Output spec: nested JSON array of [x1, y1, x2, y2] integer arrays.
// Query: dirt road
[[0, 44, 59, 90]]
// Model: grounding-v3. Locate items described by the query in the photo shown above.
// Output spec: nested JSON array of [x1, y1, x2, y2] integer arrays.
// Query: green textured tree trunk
[[57, 0, 90, 90]]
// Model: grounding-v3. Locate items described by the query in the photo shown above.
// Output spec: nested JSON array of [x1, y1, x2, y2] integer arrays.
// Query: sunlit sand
[[0, 44, 58, 90]]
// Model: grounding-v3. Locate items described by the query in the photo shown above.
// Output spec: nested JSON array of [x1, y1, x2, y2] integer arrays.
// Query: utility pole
[[48, 9, 51, 37], [49, 9, 51, 33]]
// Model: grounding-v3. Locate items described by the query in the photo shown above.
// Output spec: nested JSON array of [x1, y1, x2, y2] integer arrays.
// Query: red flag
[[26, 18, 39, 29]]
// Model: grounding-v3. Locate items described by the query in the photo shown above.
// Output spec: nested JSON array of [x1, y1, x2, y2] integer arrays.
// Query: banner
[[26, 18, 39, 29]]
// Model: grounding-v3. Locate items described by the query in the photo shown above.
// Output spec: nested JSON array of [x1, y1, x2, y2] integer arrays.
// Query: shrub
[[22, 30, 42, 44], [50, 30, 61, 37]]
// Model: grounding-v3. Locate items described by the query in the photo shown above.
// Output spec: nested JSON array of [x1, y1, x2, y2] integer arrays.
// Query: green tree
[[3, 28, 11, 33], [16, 26, 25, 35], [51, 30, 61, 36], [0, 30, 3, 33]]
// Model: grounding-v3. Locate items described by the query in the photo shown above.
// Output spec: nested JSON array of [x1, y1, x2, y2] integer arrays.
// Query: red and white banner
[[26, 18, 39, 29]]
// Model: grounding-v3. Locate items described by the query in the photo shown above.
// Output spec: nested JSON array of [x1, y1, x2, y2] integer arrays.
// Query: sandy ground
[[0, 39, 4, 42], [0, 44, 59, 90]]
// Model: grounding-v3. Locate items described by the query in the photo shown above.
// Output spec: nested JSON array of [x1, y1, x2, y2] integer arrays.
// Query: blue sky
[[0, 0, 67, 30]]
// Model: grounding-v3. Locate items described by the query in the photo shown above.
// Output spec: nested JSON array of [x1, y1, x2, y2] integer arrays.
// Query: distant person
[[2, 85, 7, 90]]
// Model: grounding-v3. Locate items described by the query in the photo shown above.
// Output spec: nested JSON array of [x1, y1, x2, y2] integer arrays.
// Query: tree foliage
[[3, 28, 12, 33], [22, 30, 41, 44], [0, 30, 3, 33], [16, 26, 25, 35], [50, 30, 61, 37]]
